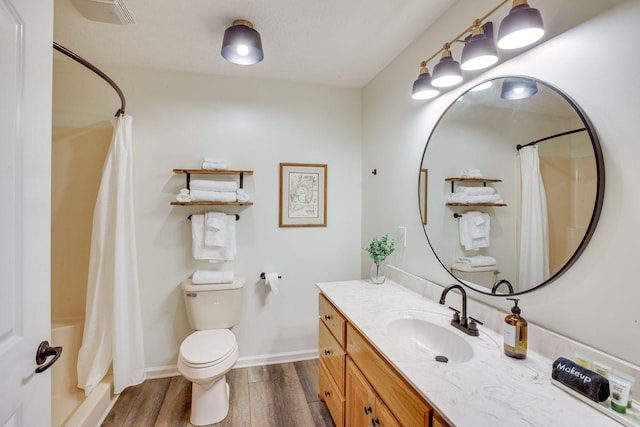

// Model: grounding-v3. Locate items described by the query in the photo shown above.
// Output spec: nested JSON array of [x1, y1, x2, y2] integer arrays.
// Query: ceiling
[[53, 0, 458, 88]]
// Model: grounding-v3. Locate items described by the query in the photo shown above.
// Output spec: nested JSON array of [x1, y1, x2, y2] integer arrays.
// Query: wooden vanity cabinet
[[319, 293, 452, 427]]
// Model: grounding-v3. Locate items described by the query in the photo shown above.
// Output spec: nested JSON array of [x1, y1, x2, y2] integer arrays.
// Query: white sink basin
[[385, 315, 474, 364]]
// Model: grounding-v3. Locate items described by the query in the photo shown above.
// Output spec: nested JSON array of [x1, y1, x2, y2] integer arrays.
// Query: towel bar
[[260, 272, 282, 280], [187, 214, 240, 221]]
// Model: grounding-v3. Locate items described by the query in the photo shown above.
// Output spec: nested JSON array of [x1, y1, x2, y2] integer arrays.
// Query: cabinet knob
[[323, 349, 332, 356], [324, 314, 332, 321], [324, 390, 331, 397], [372, 418, 380, 426], [364, 406, 372, 415]]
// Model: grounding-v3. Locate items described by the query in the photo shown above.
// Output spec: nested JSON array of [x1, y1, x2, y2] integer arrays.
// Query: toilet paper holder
[[260, 272, 282, 280]]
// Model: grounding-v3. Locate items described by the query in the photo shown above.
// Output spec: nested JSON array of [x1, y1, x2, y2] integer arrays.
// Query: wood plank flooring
[[101, 359, 335, 427]]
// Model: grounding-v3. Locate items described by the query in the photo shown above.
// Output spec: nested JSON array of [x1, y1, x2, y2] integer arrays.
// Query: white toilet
[[177, 277, 244, 426], [450, 262, 498, 291]]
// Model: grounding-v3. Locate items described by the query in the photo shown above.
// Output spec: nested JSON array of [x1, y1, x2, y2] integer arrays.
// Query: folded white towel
[[455, 186, 495, 195], [461, 168, 483, 178], [456, 255, 497, 267], [202, 158, 227, 170], [176, 193, 191, 202], [204, 212, 226, 247], [189, 190, 237, 202], [190, 179, 238, 192], [179, 188, 190, 195], [191, 214, 226, 261], [446, 194, 468, 203], [192, 270, 234, 284], [236, 189, 251, 203], [459, 211, 491, 250], [467, 194, 502, 203]]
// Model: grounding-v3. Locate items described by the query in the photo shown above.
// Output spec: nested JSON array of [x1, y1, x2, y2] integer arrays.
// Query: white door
[[0, 0, 53, 425]]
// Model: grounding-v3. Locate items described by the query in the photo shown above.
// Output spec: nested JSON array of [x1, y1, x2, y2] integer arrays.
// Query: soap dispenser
[[504, 298, 527, 359]]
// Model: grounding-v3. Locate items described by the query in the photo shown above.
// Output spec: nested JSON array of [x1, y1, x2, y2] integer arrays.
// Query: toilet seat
[[180, 329, 237, 368]]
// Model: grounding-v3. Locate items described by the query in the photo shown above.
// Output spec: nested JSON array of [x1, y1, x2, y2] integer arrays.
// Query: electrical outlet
[[397, 226, 407, 247]]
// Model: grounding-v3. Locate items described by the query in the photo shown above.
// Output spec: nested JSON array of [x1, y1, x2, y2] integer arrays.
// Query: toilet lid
[[180, 330, 236, 366]]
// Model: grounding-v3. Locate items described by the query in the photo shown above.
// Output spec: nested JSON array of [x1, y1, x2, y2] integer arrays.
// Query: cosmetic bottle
[[504, 298, 527, 359]]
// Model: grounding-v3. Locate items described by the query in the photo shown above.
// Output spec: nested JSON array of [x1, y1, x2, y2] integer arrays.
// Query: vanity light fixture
[[412, 62, 440, 100], [411, 0, 544, 100], [500, 77, 538, 100], [221, 19, 264, 65]]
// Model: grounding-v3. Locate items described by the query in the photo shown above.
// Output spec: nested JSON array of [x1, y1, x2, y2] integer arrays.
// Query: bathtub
[[51, 319, 117, 427]]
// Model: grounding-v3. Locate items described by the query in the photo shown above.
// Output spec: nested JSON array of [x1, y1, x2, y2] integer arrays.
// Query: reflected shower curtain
[[77, 115, 145, 395], [519, 145, 550, 290]]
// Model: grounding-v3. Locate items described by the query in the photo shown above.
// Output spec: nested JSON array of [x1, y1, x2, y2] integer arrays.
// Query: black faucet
[[491, 279, 514, 294], [439, 284, 482, 336]]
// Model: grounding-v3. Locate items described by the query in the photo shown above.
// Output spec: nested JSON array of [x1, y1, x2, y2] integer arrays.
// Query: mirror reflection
[[420, 76, 604, 295]]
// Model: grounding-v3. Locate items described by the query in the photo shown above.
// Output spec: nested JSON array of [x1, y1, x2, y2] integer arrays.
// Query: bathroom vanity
[[317, 279, 620, 427]]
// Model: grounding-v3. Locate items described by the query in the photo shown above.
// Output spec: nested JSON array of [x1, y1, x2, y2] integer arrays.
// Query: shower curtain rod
[[516, 128, 587, 151], [53, 42, 126, 117]]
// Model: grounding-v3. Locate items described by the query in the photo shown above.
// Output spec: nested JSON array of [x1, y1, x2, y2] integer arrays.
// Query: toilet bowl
[[178, 278, 244, 426]]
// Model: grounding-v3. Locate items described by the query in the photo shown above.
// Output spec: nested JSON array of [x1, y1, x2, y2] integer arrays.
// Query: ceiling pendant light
[[221, 19, 264, 65], [497, 0, 544, 50], [500, 77, 538, 99], [412, 62, 440, 100], [461, 21, 498, 71], [431, 45, 463, 88]]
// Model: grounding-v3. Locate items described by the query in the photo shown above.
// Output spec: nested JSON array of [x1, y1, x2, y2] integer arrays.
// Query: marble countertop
[[317, 279, 619, 427]]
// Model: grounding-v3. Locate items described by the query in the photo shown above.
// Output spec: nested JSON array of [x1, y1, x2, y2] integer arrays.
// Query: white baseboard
[[145, 348, 319, 379]]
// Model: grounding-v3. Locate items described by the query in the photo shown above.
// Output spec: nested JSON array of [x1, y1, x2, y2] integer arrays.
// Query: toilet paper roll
[[264, 273, 280, 295]]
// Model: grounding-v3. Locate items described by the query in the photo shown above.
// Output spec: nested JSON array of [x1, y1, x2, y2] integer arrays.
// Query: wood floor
[[101, 359, 335, 427]]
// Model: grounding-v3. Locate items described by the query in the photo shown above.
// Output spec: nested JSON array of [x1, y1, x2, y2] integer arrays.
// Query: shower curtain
[[518, 145, 550, 291], [77, 114, 145, 395]]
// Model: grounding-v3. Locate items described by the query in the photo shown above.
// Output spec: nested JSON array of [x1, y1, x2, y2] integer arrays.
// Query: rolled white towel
[[179, 188, 190, 195], [455, 186, 495, 195], [456, 255, 497, 267], [189, 190, 237, 202], [466, 194, 498, 203], [176, 193, 191, 203], [190, 179, 238, 192], [236, 189, 251, 203], [192, 270, 234, 284], [447, 194, 468, 204], [461, 168, 483, 178], [202, 158, 227, 170]]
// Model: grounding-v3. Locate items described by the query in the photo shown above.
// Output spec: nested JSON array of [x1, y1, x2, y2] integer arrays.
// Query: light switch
[[397, 226, 407, 247]]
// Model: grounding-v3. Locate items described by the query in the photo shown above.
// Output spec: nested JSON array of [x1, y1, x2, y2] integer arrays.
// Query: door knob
[[35, 340, 63, 374]]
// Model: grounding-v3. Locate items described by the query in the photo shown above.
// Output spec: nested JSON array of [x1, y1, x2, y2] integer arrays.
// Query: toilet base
[[190, 375, 230, 426]]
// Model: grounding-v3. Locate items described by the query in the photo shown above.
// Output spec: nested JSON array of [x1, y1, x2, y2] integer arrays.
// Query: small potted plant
[[363, 234, 395, 284]]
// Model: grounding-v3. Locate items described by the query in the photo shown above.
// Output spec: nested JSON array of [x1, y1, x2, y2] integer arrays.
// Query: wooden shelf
[[445, 177, 502, 183], [173, 168, 253, 176], [446, 203, 507, 207], [170, 201, 253, 206]]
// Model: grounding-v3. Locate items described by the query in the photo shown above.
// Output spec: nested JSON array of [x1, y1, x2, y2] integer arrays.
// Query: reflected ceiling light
[[221, 19, 264, 65], [412, 62, 440, 100], [431, 45, 463, 88], [500, 77, 538, 99], [497, 0, 544, 49], [461, 21, 498, 71], [411, 0, 544, 101]]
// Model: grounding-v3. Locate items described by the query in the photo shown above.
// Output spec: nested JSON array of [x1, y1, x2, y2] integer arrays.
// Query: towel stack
[[461, 168, 483, 178], [456, 255, 497, 267], [202, 157, 227, 170], [191, 212, 236, 262], [192, 270, 234, 284], [447, 186, 504, 204], [458, 211, 491, 250]]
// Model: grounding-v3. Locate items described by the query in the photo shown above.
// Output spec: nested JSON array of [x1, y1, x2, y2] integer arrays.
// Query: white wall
[[52, 63, 362, 370], [362, 0, 640, 365]]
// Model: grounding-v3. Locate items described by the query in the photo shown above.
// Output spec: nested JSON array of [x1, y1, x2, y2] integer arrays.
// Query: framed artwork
[[279, 163, 327, 227], [420, 168, 428, 225]]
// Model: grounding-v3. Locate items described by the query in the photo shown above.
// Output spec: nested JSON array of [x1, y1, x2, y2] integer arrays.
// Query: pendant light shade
[[500, 77, 538, 99], [412, 63, 440, 100], [431, 48, 463, 88], [461, 23, 498, 71], [497, 1, 544, 50], [221, 19, 264, 65]]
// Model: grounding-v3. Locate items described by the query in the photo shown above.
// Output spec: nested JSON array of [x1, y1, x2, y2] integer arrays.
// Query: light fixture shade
[[497, 2, 544, 50], [501, 77, 538, 100], [412, 72, 440, 100], [221, 20, 264, 65], [461, 33, 498, 71], [431, 52, 463, 88]]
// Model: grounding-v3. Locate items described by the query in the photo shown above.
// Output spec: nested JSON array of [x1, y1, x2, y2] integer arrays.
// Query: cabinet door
[[374, 397, 401, 427], [346, 358, 376, 427]]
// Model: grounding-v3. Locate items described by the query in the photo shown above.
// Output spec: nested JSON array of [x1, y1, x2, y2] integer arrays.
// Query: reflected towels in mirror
[[459, 211, 491, 250]]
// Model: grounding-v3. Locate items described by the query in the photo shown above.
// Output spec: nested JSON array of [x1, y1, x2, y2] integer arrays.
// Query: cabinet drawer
[[320, 358, 345, 427], [319, 294, 346, 346], [347, 323, 432, 427], [319, 320, 346, 395]]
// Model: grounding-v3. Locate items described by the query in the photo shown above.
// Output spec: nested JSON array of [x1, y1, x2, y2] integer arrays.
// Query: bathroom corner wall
[[52, 62, 362, 371], [362, 0, 640, 366]]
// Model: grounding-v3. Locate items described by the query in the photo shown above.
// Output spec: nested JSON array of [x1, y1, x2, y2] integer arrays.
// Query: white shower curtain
[[518, 145, 550, 291], [77, 114, 146, 395]]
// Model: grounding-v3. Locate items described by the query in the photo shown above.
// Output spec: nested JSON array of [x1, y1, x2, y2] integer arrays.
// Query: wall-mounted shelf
[[445, 177, 506, 207], [171, 168, 254, 207], [447, 202, 507, 207]]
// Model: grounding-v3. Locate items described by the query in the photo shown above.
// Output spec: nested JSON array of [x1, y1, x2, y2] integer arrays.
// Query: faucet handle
[[468, 316, 484, 330], [469, 316, 483, 325], [447, 306, 461, 323]]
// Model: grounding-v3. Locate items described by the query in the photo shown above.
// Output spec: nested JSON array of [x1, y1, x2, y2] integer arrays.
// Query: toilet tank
[[450, 262, 498, 290], [181, 278, 245, 330]]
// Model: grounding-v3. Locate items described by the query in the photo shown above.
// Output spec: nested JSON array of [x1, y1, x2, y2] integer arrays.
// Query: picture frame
[[420, 168, 428, 225], [279, 163, 327, 227]]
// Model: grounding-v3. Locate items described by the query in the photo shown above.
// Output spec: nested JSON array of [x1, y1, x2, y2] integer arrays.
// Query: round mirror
[[419, 76, 604, 296]]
